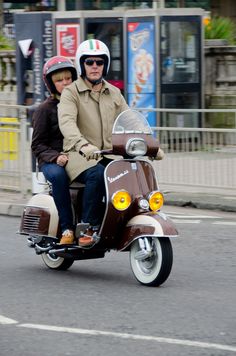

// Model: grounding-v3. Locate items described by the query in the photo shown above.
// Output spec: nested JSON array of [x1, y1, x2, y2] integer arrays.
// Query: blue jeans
[[41, 163, 74, 232], [76, 163, 105, 227]]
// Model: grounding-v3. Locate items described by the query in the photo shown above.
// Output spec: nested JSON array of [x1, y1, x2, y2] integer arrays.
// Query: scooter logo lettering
[[107, 170, 129, 183]]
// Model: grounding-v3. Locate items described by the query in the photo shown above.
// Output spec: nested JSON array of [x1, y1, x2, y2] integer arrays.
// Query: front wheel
[[130, 236, 173, 286], [41, 252, 74, 270]]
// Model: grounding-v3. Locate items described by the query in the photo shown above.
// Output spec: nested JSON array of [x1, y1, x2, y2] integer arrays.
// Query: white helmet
[[75, 39, 110, 77]]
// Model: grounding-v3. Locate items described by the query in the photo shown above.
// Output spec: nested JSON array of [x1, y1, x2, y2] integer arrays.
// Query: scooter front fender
[[118, 212, 178, 251]]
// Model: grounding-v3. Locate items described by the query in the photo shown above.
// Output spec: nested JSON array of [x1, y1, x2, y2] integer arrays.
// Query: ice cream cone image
[[135, 83, 142, 94], [131, 93, 141, 108], [131, 49, 154, 107]]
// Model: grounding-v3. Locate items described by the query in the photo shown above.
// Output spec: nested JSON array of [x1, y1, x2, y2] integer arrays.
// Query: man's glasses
[[84, 59, 104, 66]]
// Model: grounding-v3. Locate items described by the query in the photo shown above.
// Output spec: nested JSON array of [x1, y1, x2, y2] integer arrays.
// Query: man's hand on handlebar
[[148, 148, 165, 161], [80, 143, 101, 161]]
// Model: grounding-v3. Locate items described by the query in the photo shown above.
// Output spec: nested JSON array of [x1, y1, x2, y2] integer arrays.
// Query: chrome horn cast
[[134, 237, 153, 261]]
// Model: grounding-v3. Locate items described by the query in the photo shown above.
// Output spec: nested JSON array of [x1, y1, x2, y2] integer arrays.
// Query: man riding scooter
[[58, 39, 130, 246], [58, 39, 164, 247]]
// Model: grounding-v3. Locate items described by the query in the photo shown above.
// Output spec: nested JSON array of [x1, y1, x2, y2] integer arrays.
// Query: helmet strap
[[85, 75, 103, 86]]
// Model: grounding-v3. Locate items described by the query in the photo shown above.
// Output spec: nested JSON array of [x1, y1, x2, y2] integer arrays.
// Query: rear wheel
[[130, 236, 173, 286], [41, 252, 74, 270]]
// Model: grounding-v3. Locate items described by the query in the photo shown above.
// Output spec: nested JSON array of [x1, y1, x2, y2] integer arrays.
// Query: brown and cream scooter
[[19, 109, 178, 287]]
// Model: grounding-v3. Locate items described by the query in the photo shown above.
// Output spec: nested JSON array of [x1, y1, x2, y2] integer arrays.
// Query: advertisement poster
[[56, 24, 80, 58], [15, 12, 53, 105], [127, 20, 156, 126]]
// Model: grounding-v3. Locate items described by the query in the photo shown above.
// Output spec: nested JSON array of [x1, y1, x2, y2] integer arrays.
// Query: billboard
[[127, 19, 156, 126], [56, 23, 80, 58], [14, 12, 53, 105]]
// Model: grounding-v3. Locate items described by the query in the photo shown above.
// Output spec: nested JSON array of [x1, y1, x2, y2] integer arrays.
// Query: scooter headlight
[[138, 198, 149, 210], [125, 138, 147, 157], [148, 191, 164, 211], [112, 190, 131, 211]]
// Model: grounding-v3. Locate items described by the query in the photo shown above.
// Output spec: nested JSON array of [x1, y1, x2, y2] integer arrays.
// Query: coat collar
[[75, 77, 110, 94]]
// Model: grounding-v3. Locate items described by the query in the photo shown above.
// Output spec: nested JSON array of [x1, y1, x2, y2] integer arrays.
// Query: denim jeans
[[41, 163, 74, 232], [76, 163, 105, 227]]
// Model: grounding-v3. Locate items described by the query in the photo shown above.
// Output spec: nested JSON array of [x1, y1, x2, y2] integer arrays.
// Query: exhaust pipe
[[49, 246, 79, 255], [35, 244, 52, 255], [27, 238, 35, 248]]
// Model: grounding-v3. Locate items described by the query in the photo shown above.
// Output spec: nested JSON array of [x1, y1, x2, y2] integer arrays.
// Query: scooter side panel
[[20, 206, 50, 236], [19, 194, 59, 237]]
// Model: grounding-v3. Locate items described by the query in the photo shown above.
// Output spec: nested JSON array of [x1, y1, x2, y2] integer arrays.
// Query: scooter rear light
[[111, 190, 131, 211], [148, 191, 164, 211]]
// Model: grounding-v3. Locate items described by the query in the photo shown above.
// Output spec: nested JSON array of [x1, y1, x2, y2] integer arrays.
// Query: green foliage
[[0, 34, 15, 50], [205, 17, 236, 44]]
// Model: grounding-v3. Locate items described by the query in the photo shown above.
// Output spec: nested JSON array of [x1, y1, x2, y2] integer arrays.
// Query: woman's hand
[[56, 154, 68, 166]]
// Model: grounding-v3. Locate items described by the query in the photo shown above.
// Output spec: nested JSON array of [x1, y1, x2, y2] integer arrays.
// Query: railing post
[[19, 107, 28, 198]]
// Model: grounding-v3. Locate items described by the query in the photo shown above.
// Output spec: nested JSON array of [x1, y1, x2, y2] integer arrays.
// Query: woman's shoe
[[59, 230, 74, 245]]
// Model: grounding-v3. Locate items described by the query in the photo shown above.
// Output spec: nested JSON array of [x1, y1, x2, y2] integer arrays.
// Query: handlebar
[[94, 149, 113, 155]]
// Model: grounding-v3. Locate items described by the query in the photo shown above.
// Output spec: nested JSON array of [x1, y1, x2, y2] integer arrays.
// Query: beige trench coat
[[58, 77, 129, 182]]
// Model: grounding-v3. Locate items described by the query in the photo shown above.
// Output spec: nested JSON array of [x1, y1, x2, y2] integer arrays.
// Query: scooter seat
[[69, 182, 85, 190]]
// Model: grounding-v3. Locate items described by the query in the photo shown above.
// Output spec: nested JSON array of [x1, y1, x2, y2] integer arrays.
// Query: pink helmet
[[43, 56, 77, 94]]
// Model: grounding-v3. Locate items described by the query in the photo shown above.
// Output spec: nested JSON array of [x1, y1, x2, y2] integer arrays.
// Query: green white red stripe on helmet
[[88, 39, 101, 50]]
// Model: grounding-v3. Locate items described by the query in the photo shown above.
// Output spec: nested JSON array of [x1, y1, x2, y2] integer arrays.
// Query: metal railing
[[0, 104, 31, 196], [0, 50, 16, 92], [137, 108, 236, 191], [0, 104, 236, 196], [154, 126, 236, 190]]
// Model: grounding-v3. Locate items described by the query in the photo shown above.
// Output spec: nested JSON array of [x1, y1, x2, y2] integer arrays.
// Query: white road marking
[[167, 213, 235, 226], [172, 219, 201, 224], [167, 214, 221, 219], [0, 315, 18, 324], [17, 323, 236, 353], [212, 221, 236, 226], [0, 314, 235, 353]]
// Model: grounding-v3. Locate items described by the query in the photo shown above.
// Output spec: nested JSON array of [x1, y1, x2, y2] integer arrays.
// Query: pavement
[[0, 184, 236, 217]]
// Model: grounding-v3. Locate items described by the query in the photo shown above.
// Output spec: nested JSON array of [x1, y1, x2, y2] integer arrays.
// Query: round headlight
[[112, 190, 131, 211], [125, 138, 147, 157], [138, 198, 149, 210], [148, 191, 164, 211]]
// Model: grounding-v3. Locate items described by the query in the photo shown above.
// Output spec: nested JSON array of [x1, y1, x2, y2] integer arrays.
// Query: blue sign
[[127, 20, 156, 126]]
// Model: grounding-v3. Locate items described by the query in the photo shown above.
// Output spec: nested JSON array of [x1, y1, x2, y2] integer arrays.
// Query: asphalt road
[[0, 207, 236, 356]]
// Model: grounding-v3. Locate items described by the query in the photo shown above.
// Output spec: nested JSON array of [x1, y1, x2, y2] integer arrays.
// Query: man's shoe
[[79, 228, 96, 247], [60, 230, 74, 245]]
